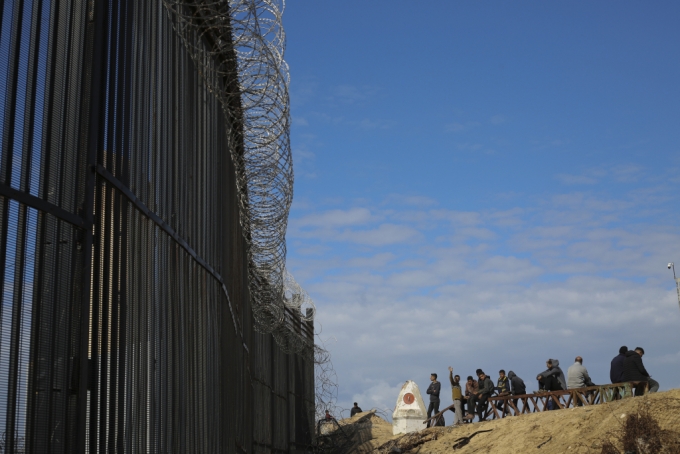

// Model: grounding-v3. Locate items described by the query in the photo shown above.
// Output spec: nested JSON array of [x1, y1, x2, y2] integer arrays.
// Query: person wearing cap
[[425, 373, 441, 427], [464, 369, 493, 422]]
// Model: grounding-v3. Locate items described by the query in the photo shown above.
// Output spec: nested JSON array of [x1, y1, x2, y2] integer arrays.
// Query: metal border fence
[[0, 0, 314, 452]]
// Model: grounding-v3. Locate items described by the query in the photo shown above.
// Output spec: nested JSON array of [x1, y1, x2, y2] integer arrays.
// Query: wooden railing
[[425, 381, 648, 425]]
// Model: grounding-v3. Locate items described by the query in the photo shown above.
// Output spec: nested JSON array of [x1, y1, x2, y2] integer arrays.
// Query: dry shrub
[[599, 440, 620, 454], [599, 401, 680, 454]]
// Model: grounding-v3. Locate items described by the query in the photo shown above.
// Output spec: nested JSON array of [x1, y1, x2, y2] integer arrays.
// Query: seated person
[[536, 359, 565, 392], [463, 375, 478, 417], [567, 356, 595, 389], [496, 370, 510, 395], [622, 347, 659, 396], [464, 369, 493, 422]]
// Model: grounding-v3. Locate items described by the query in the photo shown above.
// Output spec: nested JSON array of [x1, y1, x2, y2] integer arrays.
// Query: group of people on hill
[[424, 345, 658, 427]]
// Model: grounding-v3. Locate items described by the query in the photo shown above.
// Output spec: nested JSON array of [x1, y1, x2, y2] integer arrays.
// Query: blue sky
[[282, 1, 680, 417]]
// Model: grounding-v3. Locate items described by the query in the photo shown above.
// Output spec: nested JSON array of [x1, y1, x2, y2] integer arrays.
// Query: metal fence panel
[[0, 0, 314, 452]]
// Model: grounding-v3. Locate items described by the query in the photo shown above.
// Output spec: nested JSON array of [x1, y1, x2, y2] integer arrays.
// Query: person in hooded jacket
[[508, 371, 526, 396], [536, 359, 566, 392], [610, 346, 628, 384], [507, 371, 526, 416], [622, 347, 659, 396]]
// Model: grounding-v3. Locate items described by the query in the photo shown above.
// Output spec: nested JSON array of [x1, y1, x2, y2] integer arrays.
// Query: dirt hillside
[[338, 389, 680, 453]]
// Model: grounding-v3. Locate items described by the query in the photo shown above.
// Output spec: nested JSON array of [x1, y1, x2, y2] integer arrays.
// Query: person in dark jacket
[[508, 371, 526, 396], [507, 371, 526, 416], [496, 370, 510, 395], [464, 369, 493, 422], [536, 359, 566, 392], [622, 347, 659, 395], [350, 402, 363, 417], [425, 373, 441, 427], [610, 346, 628, 383]]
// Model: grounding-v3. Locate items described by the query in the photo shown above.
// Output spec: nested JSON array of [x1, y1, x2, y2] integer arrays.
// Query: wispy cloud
[[445, 121, 481, 133]]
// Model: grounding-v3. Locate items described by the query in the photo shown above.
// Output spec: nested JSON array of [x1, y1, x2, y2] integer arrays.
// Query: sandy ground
[[338, 388, 680, 454]]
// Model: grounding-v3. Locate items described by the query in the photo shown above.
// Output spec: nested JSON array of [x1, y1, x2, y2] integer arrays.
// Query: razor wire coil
[[161, 0, 308, 341]]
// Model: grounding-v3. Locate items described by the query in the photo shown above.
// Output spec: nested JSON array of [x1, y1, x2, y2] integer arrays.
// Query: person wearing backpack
[[448, 367, 464, 426]]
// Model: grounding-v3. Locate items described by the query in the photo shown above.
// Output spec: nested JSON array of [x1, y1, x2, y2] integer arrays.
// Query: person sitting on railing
[[495, 370, 510, 396], [463, 375, 478, 421], [495, 370, 511, 414], [508, 371, 526, 396], [568, 356, 596, 406], [622, 347, 659, 395], [567, 356, 596, 389], [536, 359, 566, 392], [464, 369, 494, 422], [610, 346, 628, 384], [508, 371, 526, 415]]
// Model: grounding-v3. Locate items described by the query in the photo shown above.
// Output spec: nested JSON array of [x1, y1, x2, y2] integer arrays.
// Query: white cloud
[[287, 184, 680, 414]]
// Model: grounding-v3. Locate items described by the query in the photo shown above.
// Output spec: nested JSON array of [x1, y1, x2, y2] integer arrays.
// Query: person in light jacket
[[567, 357, 596, 389]]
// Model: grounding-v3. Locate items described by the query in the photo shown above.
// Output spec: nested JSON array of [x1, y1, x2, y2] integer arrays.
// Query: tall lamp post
[[669, 262, 680, 311]]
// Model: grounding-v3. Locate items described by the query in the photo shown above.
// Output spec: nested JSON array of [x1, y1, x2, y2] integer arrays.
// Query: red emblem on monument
[[403, 393, 415, 404]]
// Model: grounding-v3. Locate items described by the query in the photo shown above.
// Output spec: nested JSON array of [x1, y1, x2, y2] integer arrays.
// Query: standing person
[[463, 375, 478, 419], [536, 359, 566, 392], [622, 347, 660, 395], [567, 357, 596, 389], [448, 367, 464, 426], [610, 346, 628, 384], [350, 402, 363, 417], [425, 373, 441, 428], [464, 369, 493, 422]]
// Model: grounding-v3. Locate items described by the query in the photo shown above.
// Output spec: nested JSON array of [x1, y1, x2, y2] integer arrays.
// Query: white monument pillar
[[392, 380, 427, 435]]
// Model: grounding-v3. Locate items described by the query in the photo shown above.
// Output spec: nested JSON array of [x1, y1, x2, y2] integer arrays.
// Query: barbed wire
[[161, 0, 295, 335], [160, 1, 338, 428]]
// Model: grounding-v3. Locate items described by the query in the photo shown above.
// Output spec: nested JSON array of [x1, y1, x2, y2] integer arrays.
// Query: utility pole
[[669, 263, 680, 312]]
